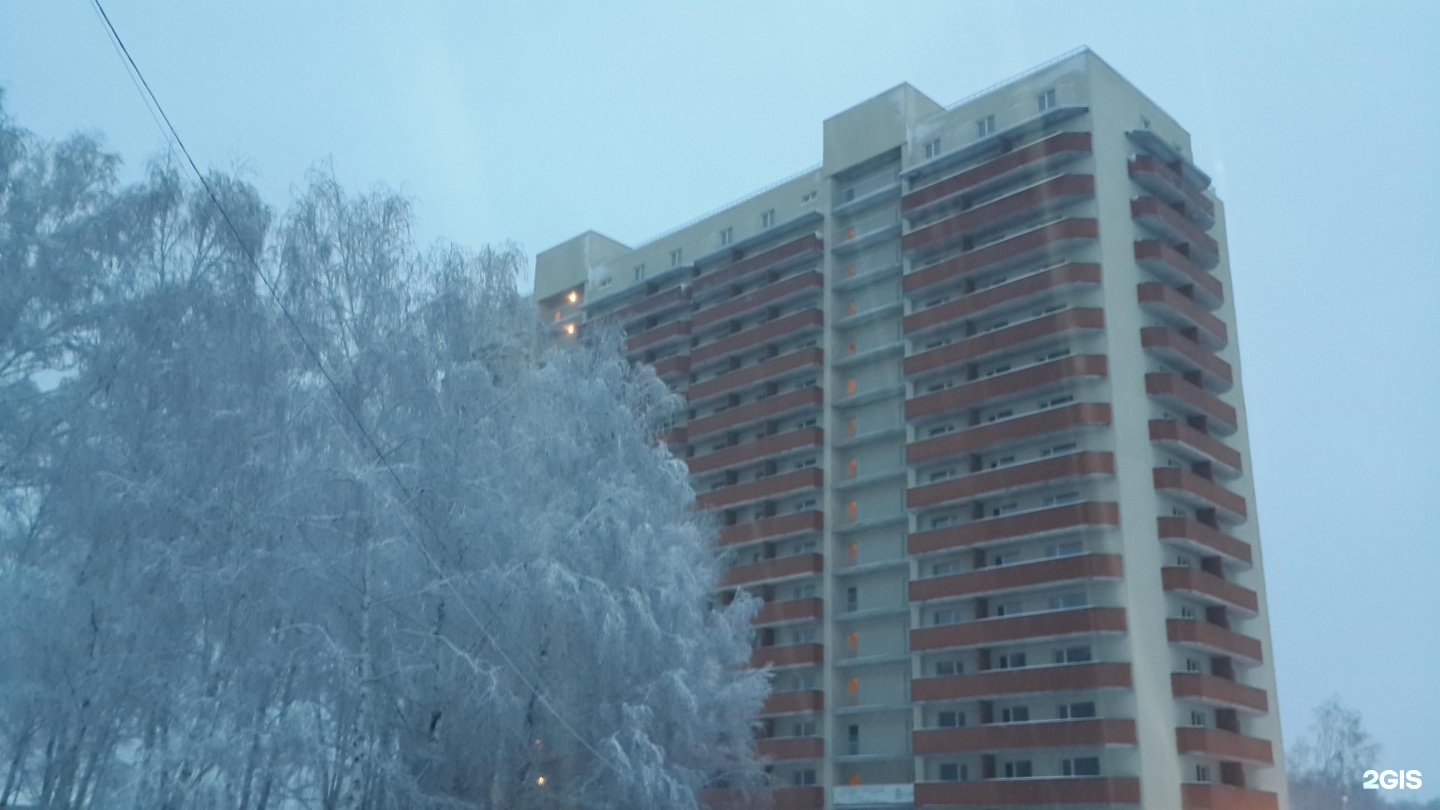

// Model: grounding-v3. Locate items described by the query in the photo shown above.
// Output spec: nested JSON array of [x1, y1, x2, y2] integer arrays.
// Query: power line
[[87, 0, 631, 781]]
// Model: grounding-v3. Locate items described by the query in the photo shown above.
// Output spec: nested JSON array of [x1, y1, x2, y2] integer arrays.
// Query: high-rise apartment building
[[534, 49, 1286, 810]]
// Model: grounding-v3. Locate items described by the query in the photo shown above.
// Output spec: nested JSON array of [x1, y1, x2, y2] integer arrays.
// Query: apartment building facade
[[534, 49, 1287, 810]]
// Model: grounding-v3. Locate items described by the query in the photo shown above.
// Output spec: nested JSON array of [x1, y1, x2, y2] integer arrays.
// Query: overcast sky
[[3, 0, 1437, 795]]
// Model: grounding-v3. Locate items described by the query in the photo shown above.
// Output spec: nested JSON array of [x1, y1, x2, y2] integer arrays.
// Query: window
[[987, 455, 1015, 469], [924, 138, 942, 159], [1195, 765, 1212, 783], [1190, 710, 1207, 727], [718, 227, 732, 246], [984, 364, 1011, 377], [1186, 658, 1202, 673], [1038, 395, 1074, 410], [789, 627, 816, 644], [598, 276, 611, 288], [935, 659, 963, 676], [1043, 491, 1081, 507], [790, 720, 817, 737], [928, 423, 956, 437], [937, 710, 965, 728], [977, 115, 996, 137], [792, 583, 817, 599], [1062, 757, 1100, 777], [633, 264, 645, 281], [1181, 606, 1196, 619], [1058, 701, 1097, 719], [1046, 541, 1084, 558], [992, 551, 1018, 566], [801, 190, 818, 203], [1041, 442, 1078, 457], [1054, 645, 1092, 664], [939, 763, 967, 782], [1038, 88, 1058, 112], [793, 769, 817, 786], [845, 586, 858, 612], [997, 652, 1027, 669], [1003, 760, 1033, 778], [932, 609, 961, 626], [761, 209, 776, 228], [990, 502, 1019, 517], [1048, 592, 1087, 610], [930, 515, 958, 529], [670, 248, 683, 267], [993, 601, 1022, 617], [929, 468, 956, 482]]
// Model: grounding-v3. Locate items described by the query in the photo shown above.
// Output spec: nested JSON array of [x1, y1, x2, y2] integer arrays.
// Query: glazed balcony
[[688, 427, 824, 475], [755, 736, 824, 761], [626, 319, 691, 356], [909, 501, 1120, 555], [903, 131, 1094, 216], [687, 348, 824, 404], [1167, 619, 1264, 664], [692, 270, 824, 330], [754, 596, 824, 626], [691, 234, 824, 297], [719, 510, 824, 548], [904, 308, 1106, 378], [1138, 282, 1227, 349], [698, 468, 824, 511], [912, 606, 1127, 651], [1132, 197, 1219, 268], [1162, 567, 1259, 615], [751, 642, 824, 669], [1134, 240, 1223, 308], [910, 403, 1112, 465], [910, 553, 1123, 602], [722, 552, 823, 589], [908, 452, 1115, 509], [1142, 327, 1233, 392], [1176, 727, 1274, 765], [901, 174, 1095, 255], [761, 689, 824, 716], [915, 718, 1136, 754], [700, 787, 825, 810], [1129, 155, 1215, 225], [1158, 517, 1253, 567], [905, 262, 1102, 335], [915, 777, 1140, 806], [1150, 420, 1243, 477], [905, 355, 1108, 421], [914, 661, 1132, 701], [904, 218, 1099, 295], [692, 309, 823, 367], [616, 285, 691, 325], [688, 387, 823, 439], [1180, 784, 1279, 810], [1154, 468, 1248, 523], [1171, 673, 1269, 714], [1146, 373, 1238, 435]]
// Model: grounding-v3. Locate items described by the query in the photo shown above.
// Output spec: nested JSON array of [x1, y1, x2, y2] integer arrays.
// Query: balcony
[[756, 736, 824, 761], [687, 348, 824, 404], [1171, 673, 1269, 714], [904, 219, 1099, 294], [1154, 468, 1248, 523], [912, 606, 1127, 651], [761, 689, 824, 716], [754, 596, 824, 625], [688, 387, 824, 439], [905, 355, 1108, 420], [1180, 783, 1279, 810], [659, 426, 687, 447], [909, 452, 1114, 509], [910, 553, 1123, 602], [905, 308, 1106, 378], [909, 501, 1120, 555], [910, 403, 1112, 464], [692, 271, 824, 330], [700, 786, 824, 810], [903, 131, 1093, 216], [1134, 240, 1223, 308], [692, 309, 824, 366], [698, 468, 824, 511], [719, 510, 824, 548], [1150, 420, 1243, 477], [691, 234, 824, 297], [751, 642, 824, 669], [1162, 567, 1259, 615], [1142, 327, 1233, 392], [1131, 197, 1219, 268], [689, 427, 824, 475], [901, 175, 1095, 255], [1137, 283, 1227, 349], [720, 552, 823, 589], [914, 662, 1132, 701], [915, 777, 1140, 806], [1146, 373, 1237, 435], [616, 284, 691, 325], [1129, 155, 1215, 225], [1159, 517, 1253, 567], [1167, 619, 1263, 664], [915, 718, 1136, 754], [650, 354, 690, 382], [905, 262, 1102, 335], [626, 319, 691, 356], [1176, 727, 1274, 765]]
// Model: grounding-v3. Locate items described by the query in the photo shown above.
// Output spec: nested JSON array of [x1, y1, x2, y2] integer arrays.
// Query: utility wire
[[87, 0, 631, 781]]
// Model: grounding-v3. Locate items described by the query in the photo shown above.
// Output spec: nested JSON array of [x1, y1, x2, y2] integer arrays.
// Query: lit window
[[845, 378, 856, 395], [564, 323, 576, 336]]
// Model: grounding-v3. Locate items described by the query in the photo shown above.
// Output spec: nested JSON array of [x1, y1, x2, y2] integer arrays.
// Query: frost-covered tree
[[0, 96, 768, 809], [1286, 696, 1383, 810]]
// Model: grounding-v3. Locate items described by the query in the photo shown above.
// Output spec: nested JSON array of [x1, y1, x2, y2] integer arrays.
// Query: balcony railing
[[904, 131, 1093, 215], [1166, 619, 1263, 664], [909, 403, 1112, 465], [720, 552, 823, 588], [911, 606, 1127, 651], [1149, 419, 1243, 476], [692, 270, 824, 330], [1176, 727, 1274, 764], [755, 736, 825, 761], [687, 387, 824, 439], [1171, 673, 1269, 714], [698, 468, 824, 511], [688, 427, 824, 475], [909, 553, 1123, 602], [904, 218, 1099, 295], [1137, 282, 1227, 349], [1179, 783, 1279, 810], [1141, 327, 1233, 392], [1157, 517, 1253, 567], [626, 319, 691, 355], [1153, 468, 1248, 522], [908, 501, 1120, 555], [687, 348, 824, 404], [905, 355, 1108, 420], [907, 452, 1115, 508], [1131, 197, 1219, 268], [718, 510, 824, 548], [901, 174, 1095, 255], [1134, 240, 1223, 307], [904, 262, 1102, 335], [754, 596, 825, 625], [691, 234, 824, 297], [1129, 155, 1215, 223], [915, 777, 1140, 806], [914, 661, 1133, 701], [914, 718, 1137, 753], [760, 689, 824, 716], [1145, 373, 1237, 435], [1162, 566, 1259, 615], [691, 309, 823, 366], [750, 642, 824, 669], [904, 308, 1105, 378]]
